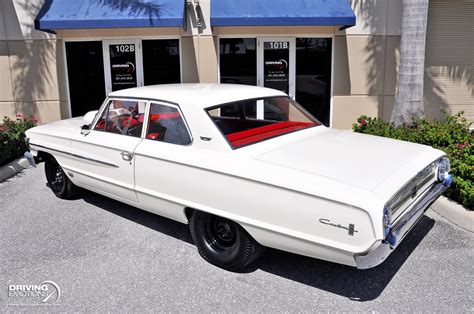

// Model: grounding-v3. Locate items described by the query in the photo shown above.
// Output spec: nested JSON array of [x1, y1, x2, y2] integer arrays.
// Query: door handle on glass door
[[121, 151, 134, 161]]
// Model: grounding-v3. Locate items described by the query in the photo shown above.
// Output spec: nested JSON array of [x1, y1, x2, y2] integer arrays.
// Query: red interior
[[121, 117, 138, 128], [121, 111, 181, 128], [146, 132, 160, 140], [150, 111, 181, 122], [226, 121, 315, 148], [96, 112, 182, 131]]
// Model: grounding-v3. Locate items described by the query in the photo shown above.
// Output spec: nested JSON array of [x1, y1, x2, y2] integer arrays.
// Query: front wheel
[[44, 158, 79, 199], [189, 211, 264, 271]]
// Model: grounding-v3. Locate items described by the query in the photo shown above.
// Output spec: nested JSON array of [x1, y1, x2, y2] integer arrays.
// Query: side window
[[146, 103, 191, 145], [94, 99, 146, 137]]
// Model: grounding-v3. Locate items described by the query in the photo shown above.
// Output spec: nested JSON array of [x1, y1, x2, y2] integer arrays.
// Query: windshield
[[207, 96, 320, 149]]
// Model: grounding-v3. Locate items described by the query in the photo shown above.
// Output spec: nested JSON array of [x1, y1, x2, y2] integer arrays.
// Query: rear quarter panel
[[134, 140, 381, 266]]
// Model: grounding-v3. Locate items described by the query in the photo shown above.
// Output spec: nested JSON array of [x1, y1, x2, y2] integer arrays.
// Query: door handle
[[120, 151, 134, 161]]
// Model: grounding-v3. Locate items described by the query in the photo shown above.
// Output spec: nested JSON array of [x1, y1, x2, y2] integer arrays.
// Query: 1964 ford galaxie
[[25, 84, 452, 271]]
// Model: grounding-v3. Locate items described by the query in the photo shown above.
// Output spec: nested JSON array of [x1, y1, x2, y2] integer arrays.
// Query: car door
[[133, 101, 194, 222], [68, 98, 147, 203]]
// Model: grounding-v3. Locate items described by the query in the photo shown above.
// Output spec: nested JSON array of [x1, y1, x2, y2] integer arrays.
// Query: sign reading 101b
[[263, 41, 290, 94], [109, 44, 137, 92], [267, 41, 289, 49]]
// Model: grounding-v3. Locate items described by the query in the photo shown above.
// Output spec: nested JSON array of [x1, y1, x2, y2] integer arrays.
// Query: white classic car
[[24, 84, 452, 271]]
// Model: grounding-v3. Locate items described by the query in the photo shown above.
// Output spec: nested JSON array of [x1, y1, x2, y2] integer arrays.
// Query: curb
[[0, 157, 31, 183], [431, 196, 474, 233]]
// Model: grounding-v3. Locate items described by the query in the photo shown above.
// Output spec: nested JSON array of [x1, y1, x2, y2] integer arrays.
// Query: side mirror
[[83, 110, 98, 124], [80, 124, 91, 136]]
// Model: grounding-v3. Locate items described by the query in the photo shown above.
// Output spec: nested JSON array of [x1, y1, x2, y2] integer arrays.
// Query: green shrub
[[353, 112, 473, 210], [0, 115, 37, 166]]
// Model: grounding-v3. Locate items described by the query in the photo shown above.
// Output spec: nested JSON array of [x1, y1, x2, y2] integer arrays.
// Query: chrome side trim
[[355, 178, 449, 269], [30, 143, 119, 168], [61, 165, 135, 192]]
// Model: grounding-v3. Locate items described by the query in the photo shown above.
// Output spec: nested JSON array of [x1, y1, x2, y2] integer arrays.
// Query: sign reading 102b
[[109, 44, 137, 92], [114, 44, 135, 53], [268, 41, 289, 49]]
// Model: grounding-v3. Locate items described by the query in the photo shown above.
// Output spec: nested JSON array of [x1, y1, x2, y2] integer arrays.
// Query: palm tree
[[391, 0, 430, 126]]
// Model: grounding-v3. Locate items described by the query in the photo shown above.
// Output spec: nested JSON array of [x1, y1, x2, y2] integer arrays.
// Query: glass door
[[142, 39, 181, 85], [295, 38, 332, 126], [65, 41, 106, 117], [257, 37, 295, 98], [103, 40, 143, 94]]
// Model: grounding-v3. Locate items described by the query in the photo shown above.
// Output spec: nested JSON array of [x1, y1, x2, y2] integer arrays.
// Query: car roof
[[108, 83, 287, 108]]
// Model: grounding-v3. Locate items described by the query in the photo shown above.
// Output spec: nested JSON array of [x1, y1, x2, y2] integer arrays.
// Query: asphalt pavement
[[1, 164, 473, 312]]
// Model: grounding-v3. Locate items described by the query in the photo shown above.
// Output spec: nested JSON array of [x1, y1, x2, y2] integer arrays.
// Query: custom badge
[[319, 218, 358, 236]]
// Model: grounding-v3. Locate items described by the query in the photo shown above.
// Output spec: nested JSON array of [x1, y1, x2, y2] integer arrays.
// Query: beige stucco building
[[0, 0, 472, 128]]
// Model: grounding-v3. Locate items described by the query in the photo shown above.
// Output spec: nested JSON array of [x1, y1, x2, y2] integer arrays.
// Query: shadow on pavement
[[252, 215, 435, 301], [82, 191, 193, 245], [81, 190, 434, 301]]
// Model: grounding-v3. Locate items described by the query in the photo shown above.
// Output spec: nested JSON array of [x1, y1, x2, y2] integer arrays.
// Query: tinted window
[[109, 43, 138, 91], [146, 103, 191, 145], [65, 41, 106, 117], [263, 41, 290, 94], [296, 38, 332, 126], [94, 99, 146, 137], [219, 38, 257, 85], [143, 39, 181, 85]]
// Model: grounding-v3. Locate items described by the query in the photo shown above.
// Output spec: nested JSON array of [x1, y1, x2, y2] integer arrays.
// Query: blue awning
[[35, 0, 185, 30], [211, 0, 356, 27]]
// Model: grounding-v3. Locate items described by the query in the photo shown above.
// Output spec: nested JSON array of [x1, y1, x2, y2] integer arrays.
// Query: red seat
[[226, 121, 315, 148], [150, 112, 181, 122], [146, 133, 160, 140], [121, 117, 138, 128]]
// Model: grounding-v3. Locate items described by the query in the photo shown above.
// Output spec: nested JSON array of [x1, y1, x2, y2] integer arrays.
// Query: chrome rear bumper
[[355, 175, 451, 269], [24, 151, 37, 168]]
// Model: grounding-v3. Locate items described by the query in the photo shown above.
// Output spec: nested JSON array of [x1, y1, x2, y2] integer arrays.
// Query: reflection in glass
[[109, 44, 137, 91], [219, 38, 257, 85], [143, 39, 181, 85], [263, 41, 290, 94], [65, 41, 105, 117], [208, 96, 320, 149], [296, 38, 332, 126]]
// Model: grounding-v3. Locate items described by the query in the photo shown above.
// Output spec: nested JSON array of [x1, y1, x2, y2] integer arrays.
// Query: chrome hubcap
[[50, 165, 64, 191], [214, 219, 235, 242]]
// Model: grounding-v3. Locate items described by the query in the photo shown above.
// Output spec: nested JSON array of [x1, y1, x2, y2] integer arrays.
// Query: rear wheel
[[44, 158, 79, 199], [189, 211, 264, 271]]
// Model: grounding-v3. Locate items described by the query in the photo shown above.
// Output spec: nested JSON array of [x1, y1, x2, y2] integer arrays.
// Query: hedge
[[353, 112, 473, 210], [0, 115, 36, 166]]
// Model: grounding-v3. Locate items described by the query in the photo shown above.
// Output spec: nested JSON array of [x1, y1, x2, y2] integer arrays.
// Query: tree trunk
[[391, 0, 430, 126]]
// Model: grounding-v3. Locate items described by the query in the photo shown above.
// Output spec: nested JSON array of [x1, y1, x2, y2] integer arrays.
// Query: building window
[[65, 41, 106, 117], [296, 38, 332, 126], [219, 38, 257, 85], [142, 39, 181, 85]]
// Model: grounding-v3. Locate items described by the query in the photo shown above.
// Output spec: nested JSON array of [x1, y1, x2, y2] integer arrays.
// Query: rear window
[[207, 97, 320, 149]]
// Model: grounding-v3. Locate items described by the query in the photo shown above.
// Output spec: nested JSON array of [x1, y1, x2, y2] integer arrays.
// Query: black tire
[[189, 211, 264, 271], [44, 158, 79, 199]]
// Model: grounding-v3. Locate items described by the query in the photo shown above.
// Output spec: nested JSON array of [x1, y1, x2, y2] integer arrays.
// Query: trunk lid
[[255, 129, 437, 191]]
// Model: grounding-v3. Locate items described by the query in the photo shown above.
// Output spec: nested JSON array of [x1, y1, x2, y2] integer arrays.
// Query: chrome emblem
[[319, 218, 358, 236]]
